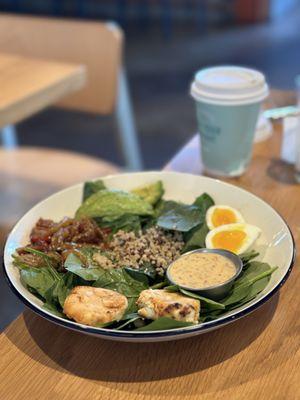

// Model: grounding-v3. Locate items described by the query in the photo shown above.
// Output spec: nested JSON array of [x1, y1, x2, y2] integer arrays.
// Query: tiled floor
[[1, 9, 300, 330]]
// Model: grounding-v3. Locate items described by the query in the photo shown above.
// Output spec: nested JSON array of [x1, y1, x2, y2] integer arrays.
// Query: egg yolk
[[211, 230, 246, 253], [212, 208, 237, 228]]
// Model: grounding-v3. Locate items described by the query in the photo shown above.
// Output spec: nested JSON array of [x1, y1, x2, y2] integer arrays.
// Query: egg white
[[205, 223, 261, 255], [206, 205, 245, 230]]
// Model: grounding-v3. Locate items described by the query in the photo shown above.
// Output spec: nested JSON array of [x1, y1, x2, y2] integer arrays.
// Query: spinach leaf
[[153, 199, 168, 217], [97, 214, 141, 234], [221, 284, 252, 308], [93, 268, 147, 298], [182, 223, 209, 253], [45, 271, 79, 309], [92, 313, 141, 330], [163, 284, 179, 292], [17, 253, 80, 311], [83, 180, 106, 201], [20, 266, 59, 299], [43, 303, 66, 318], [150, 281, 169, 289], [14, 251, 81, 313], [44, 279, 65, 308], [124, 268, 149, 285], [235, 264, 277, 301], [139, 263, 158, 280], [193, 193, 214, 214], [235, 261, 273, 286], [157, 192, 213, 237], [181, 193, 214, 252], [240, 250, 260, 269], [199, 262, 277, 320], [132, 181, 164, 206], [76, 246, 100, 265], [136, 317, 194, 331], [164, 285, 224, 311], [65, 253, 106, 281], [78, 246, 115, 267], [199, 311, 223, 322], [221, 263, 277, 308], [101, 270, 147, 312], [125, 263, 157, 284], [157, 201, 202, 232], [76, 189, 154, 221], [93, 268, 148, 313], [179, 288, 225, 311], [230, 277, 269, 308]]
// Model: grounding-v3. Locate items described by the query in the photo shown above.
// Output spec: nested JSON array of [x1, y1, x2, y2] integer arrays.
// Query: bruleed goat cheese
[[137, 289, 200, 323], [63, 286, 128, 326]]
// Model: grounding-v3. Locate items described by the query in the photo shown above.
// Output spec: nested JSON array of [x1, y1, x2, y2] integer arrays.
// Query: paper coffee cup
[[191, 66, 269, 177]]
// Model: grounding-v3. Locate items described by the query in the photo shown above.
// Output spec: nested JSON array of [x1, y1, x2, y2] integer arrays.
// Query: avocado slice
[[132, 181, 164, 206]]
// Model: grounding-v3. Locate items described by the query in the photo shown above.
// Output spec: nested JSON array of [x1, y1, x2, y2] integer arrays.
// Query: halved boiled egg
[[206, 205, 245, 230], [205, 223, 261, 255]]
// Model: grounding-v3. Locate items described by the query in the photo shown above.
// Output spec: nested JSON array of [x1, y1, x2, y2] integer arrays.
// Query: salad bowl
[[3, 171, 295, 342]]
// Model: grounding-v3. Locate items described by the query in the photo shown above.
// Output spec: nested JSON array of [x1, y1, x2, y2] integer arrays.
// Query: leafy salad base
[[11, 179, 277, 332]]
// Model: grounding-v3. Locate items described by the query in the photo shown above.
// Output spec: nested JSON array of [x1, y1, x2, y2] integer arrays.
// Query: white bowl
[[3, 172, 295, 342]]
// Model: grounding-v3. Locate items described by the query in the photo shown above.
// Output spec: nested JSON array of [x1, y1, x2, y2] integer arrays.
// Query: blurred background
[[1, 0, 300, 169]]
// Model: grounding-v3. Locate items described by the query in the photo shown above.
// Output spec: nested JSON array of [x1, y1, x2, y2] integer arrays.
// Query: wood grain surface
[[1, 123, 300, 399], [0, 53, 85, 127]]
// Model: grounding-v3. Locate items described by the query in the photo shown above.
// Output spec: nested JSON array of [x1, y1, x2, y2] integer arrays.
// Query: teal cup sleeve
[[195, 100, 261, 176]]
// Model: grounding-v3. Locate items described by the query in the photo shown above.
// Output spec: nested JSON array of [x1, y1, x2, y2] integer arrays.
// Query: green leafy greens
[[97, 214, 142, 235], [182, 193, 214, 252], [83, 179, 106, 201], [136, 317, 194, 331], [157, 193, 214, 254], [13, 180, 278, 332], [182, 223, 209, 253], [157, 201, 203, 232]]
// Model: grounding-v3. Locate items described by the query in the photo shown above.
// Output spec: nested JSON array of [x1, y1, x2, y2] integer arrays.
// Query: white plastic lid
[[191, 66, 269, 105]]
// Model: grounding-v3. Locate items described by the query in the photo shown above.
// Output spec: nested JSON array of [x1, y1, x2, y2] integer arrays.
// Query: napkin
[[281, 116, 300, 164], [254, 114, 273, 143]]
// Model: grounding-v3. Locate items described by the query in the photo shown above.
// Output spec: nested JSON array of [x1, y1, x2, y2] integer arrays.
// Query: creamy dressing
[[169, 252, 236, 289]]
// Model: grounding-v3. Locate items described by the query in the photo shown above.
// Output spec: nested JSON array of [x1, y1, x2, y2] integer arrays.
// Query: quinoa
[[108, 227, 184, 274], [93, 253, 115, 270]]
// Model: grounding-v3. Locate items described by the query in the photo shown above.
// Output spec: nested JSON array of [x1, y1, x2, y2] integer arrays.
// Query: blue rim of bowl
[[2, 172, 296, 339], [3, 222, 295, 339]]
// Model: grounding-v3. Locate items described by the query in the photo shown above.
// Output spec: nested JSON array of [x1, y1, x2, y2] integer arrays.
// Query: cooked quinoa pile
[[108, 227, 184, 274]]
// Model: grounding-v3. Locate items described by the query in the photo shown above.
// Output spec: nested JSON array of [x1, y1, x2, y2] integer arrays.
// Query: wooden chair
[[0, 13, 142, 170]]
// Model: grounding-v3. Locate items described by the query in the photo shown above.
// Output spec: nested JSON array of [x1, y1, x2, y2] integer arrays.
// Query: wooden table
[[1, 113, 300, 399], [0, 53, 85, 128]]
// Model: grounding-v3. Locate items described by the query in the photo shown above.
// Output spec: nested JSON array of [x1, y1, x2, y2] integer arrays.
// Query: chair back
[[0, 13, 123, 114]]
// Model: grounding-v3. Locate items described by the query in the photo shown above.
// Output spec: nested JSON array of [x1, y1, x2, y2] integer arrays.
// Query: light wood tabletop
[[1, 98, 299, 399], [0, 52, 86, 128]]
